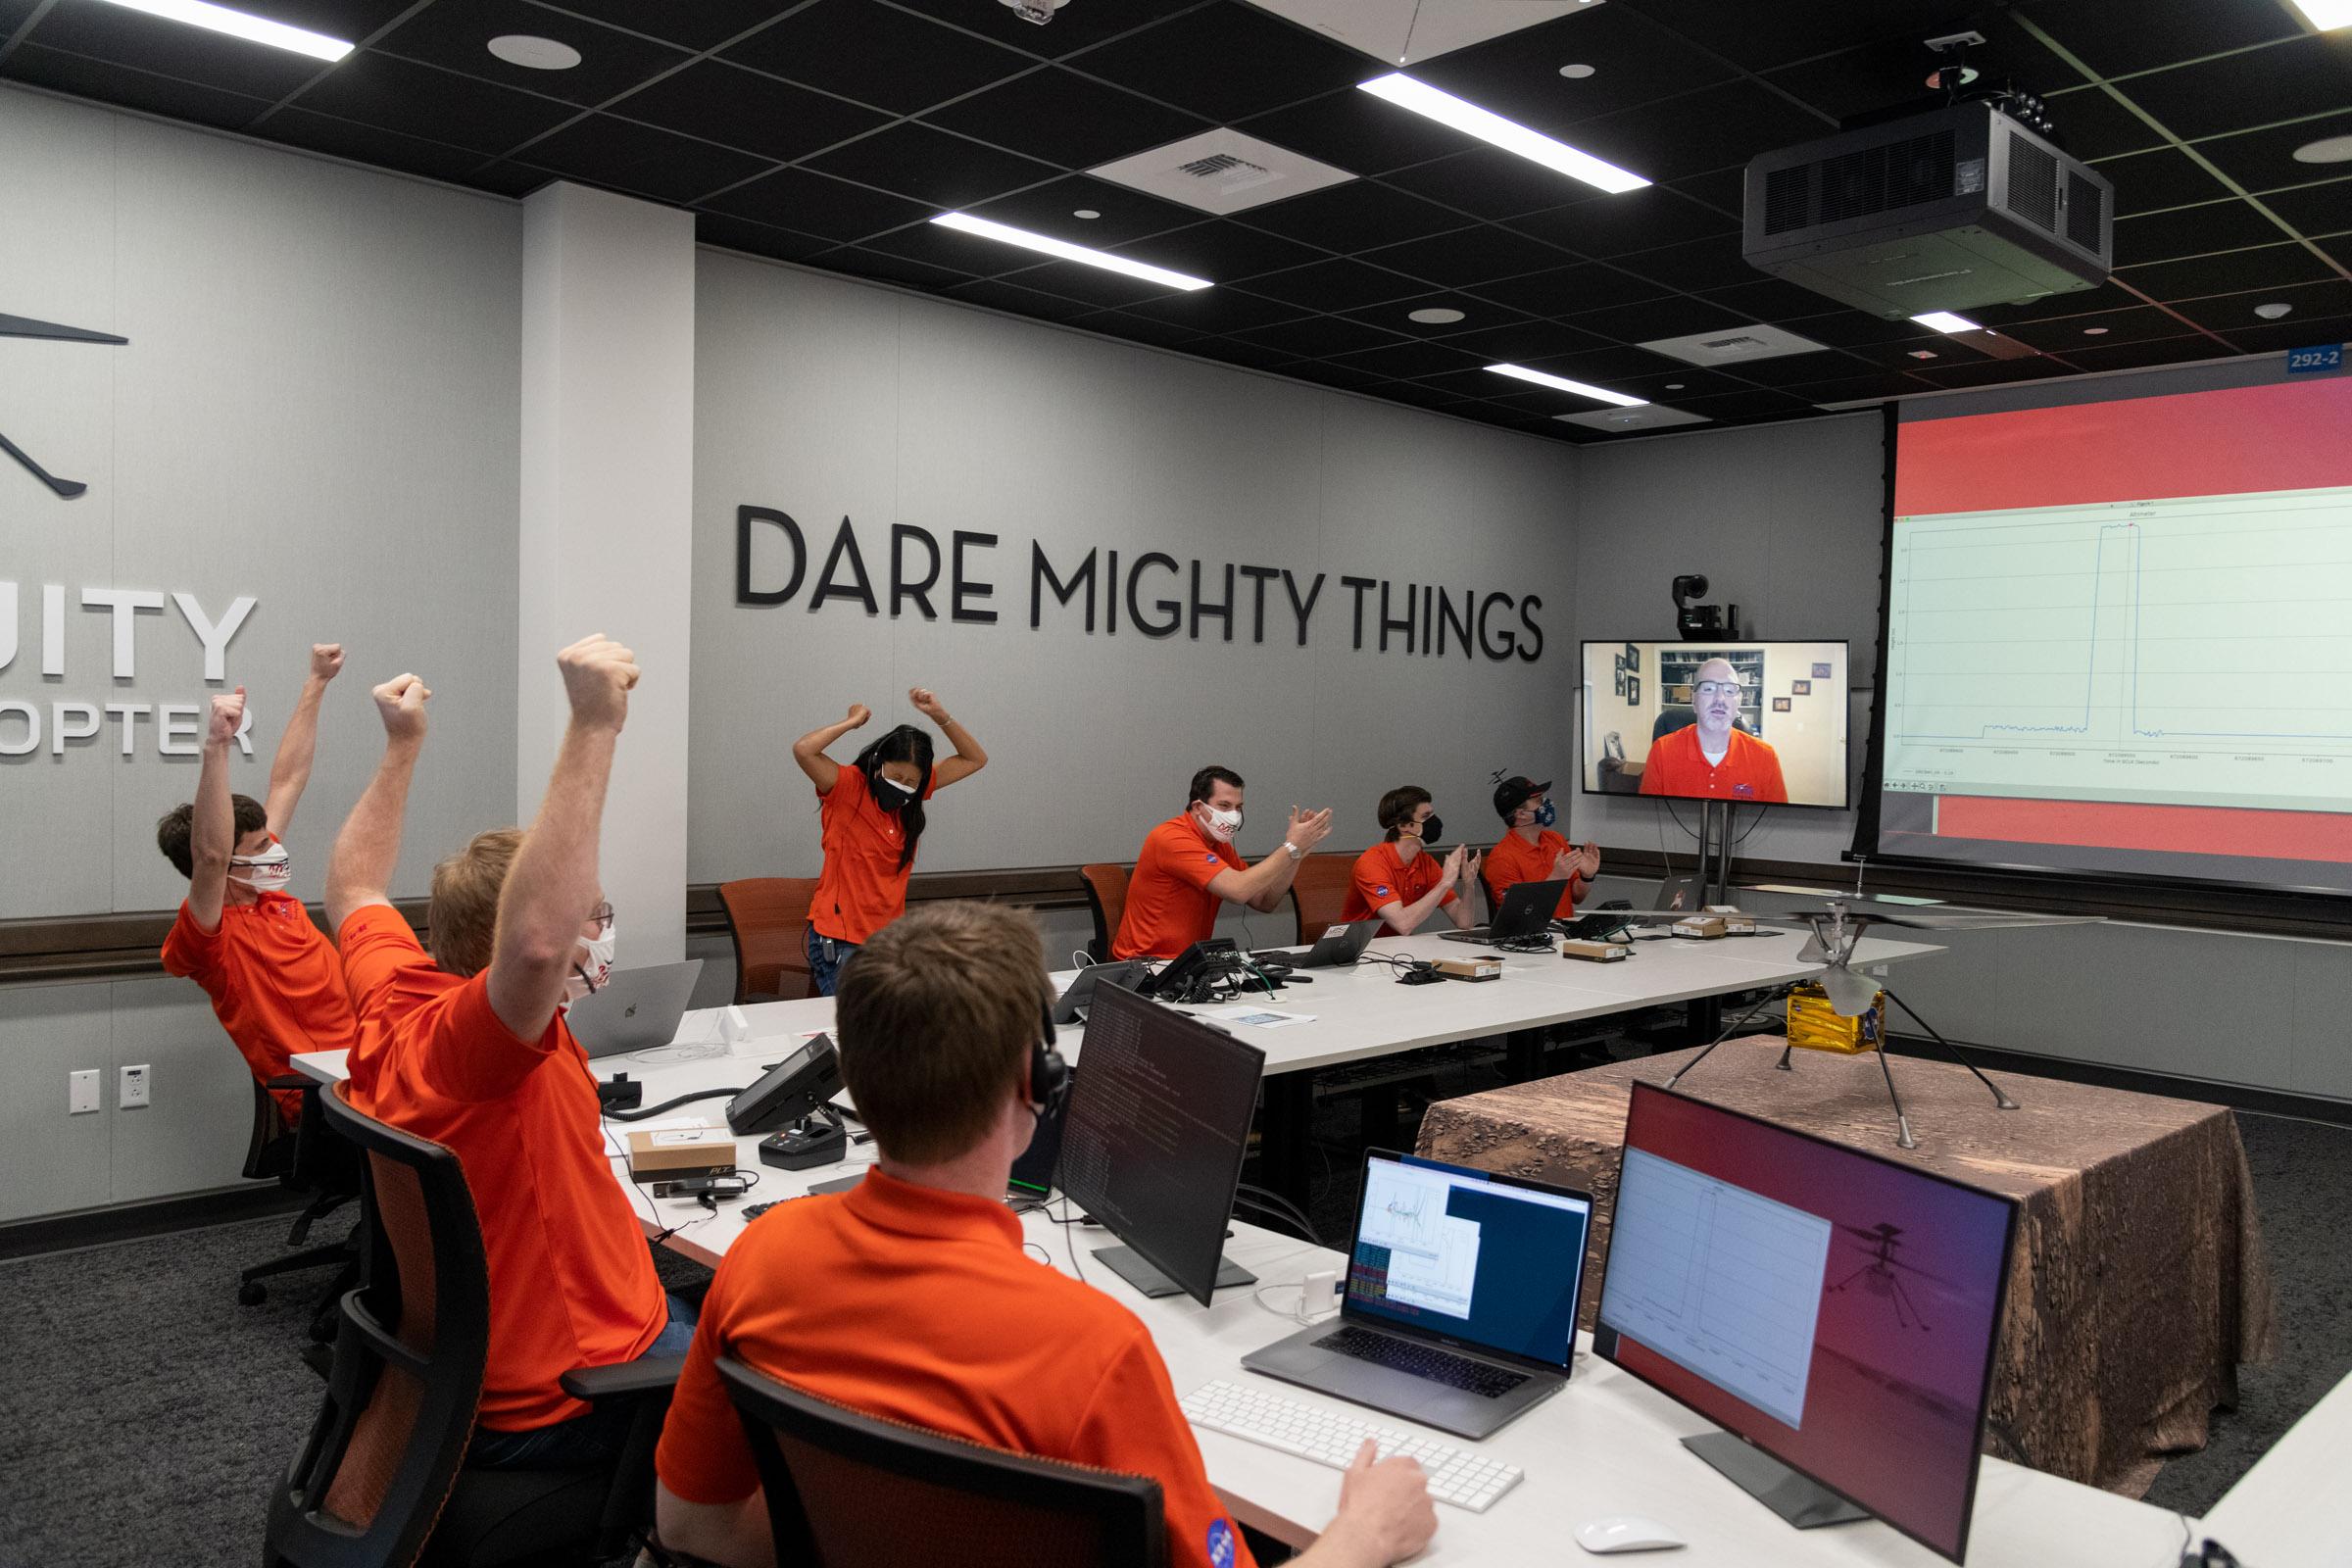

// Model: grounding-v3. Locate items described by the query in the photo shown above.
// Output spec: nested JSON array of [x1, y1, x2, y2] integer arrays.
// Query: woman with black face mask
[[789, 689, 988, 995]]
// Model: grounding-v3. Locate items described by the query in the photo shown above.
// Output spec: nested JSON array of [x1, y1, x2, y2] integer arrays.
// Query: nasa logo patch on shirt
[[1734, 782, 1756, 798], [1205, 854, 1220, 864], [1374, 885, 1391, 897], [1207, 1519, 1237, 1568]]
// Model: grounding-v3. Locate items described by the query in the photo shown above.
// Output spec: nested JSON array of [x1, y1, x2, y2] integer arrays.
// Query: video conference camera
[[1672, 574, 1740, 640]]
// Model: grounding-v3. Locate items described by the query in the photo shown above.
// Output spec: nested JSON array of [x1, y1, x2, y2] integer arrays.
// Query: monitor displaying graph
[[1871, 373, 2352, 895]]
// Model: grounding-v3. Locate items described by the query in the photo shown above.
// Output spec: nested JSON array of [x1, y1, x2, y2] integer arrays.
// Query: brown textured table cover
[[1417, 1038, 2278, 1494]]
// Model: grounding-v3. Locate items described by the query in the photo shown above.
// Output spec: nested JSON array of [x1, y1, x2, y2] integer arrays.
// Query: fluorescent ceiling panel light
[[1357, 74, 1649, 194], [93, 0, 352, 59], [2285, 0, 2351, 29], [929, 213, 1211, 291], [1487, 363, 1646, 407], [1910, 311, 1983, 333]]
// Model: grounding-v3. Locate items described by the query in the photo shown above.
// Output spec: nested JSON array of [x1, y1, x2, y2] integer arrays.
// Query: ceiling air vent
[[1091, 129, 1356, 215], [1178, 151, 1279, 198]]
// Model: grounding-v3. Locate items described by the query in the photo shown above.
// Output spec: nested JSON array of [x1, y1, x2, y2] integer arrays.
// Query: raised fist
[[310, 644, 345, 682], [846, 703, 873, 729], [372, 674, 430, 742], [558, 634, 640, 732], [907, 688, 946, 721], [208, 686, 247, 748]]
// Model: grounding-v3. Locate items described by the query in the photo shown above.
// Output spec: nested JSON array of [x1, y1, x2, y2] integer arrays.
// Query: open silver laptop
[[1242, 1150, 1592, 1441], [564, 959, 705, 1058]]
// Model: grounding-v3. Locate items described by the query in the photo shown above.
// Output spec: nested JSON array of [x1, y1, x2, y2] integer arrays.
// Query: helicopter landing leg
[[1664, 984, 1794, 1091], [1877, 1044, 1917, 1151], [1880, 985, 2018, 1109]]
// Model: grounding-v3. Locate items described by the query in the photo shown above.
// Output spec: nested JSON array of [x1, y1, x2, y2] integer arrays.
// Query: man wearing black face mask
[[1341, 787, 1482, 937], [1482, 776, 1600, 920]]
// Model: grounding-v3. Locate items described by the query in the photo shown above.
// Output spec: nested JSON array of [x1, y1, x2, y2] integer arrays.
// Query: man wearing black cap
[[1482, 776, 1600, 920]]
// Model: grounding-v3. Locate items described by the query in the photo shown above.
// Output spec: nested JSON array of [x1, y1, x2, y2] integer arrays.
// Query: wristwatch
[[1282, 842, 1303, 860]]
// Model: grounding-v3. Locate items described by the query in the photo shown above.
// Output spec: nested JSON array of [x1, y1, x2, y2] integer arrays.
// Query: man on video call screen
[[1641, 658, 1788, 804]]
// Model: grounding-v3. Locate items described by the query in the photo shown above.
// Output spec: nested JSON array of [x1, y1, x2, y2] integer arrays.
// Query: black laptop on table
[[1242, 1149, 1592, 1440], [1440, 878, 1567, 949], [1250, 917, 1381, 971]]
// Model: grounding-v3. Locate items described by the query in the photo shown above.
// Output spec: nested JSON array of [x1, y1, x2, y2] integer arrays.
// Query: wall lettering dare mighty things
[[734, 507, 1548, 664]]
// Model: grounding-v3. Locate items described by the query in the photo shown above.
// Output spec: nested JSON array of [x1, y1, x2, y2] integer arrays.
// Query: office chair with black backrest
[[1078, 863, 1129, 962], [1288, 854, 1354, 947], [265, 1083, 678, 1568], [238, 1076, 362, 1325], [717, 876, 821, 1003], [716, 1357, 1168, 1568]]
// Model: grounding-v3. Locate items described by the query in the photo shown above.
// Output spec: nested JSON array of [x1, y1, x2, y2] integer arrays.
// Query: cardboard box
[[625, 1127, 738, 1181], [1559, 939, 1631, 962], [1672, 915, 1728, 939], [1433, 956, 1503, 980]]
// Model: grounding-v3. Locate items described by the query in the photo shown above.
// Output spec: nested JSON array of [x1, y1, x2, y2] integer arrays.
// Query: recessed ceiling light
[[1487, 363, 1646, 407], [2284, 0, 2351, 30], [91, 0, 350, 59], [2255, 301, 2295, 319], [1559, 63, 1596, 78], [1664, 381, 1685, 389], [1910, 311, 1983, 333], [1408, 307, 1467, 323], [1357, 74, 1649, 194], [488, 33, 581, 69], [929, 213, 1211, 291], [1907, 349, 1939, 360], [1071, 208, 1101, 220], [2082, 326, 2110, 335], [2293, 132, 2352, 163]]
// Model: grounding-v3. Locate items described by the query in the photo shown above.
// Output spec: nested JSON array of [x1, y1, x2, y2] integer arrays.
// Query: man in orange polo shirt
[[157, 644, 355, 1125], [1112, 765, 1335, 959], [1341, 786, 1482, 937], [1640, 658, 1788, 804], [324, 635, 687, 1470], [1481, 775, 1601, 920], [652, 902, 1438, 1568]]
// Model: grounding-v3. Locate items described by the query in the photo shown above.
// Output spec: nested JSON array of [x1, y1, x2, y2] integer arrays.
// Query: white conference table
[[293, 1035, 2191, 1568], [2194, 1361, 2352, 1565]]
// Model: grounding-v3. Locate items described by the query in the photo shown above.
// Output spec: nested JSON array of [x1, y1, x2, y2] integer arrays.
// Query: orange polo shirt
[[1113, 814, 1244, 960], [809, 765, 938, 946], [656, 1169, 1255, 1568], [1483, 829, 1579, 919], [1640, 725, 1788, 804], [338, 905, 664, 1432], [1341, 840, 1456, 936], [161, 891, 357, 1124]]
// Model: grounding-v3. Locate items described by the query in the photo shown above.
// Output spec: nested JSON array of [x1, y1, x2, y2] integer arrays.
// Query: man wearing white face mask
[[325, 635, 690, 1470], [1112, 765, 1335, 960], [157, 645, 355, 1127]]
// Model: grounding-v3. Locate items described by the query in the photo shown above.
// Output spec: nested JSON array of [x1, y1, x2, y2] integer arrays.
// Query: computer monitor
[[1581, 639, 1850, 808], [1594, 1083, 2018, 1564], [1057, 983, 1266, 1306]]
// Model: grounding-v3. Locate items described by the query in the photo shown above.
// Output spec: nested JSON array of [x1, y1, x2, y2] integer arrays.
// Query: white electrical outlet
[[1869, 964, 1889, 976], [69, 1069, 101, 1114], [121, 1063, 151, 1109]]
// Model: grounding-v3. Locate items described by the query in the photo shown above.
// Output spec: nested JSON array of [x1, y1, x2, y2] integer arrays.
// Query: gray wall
[[0, 87, 522, 1222], [688, 251, 1582, 883]]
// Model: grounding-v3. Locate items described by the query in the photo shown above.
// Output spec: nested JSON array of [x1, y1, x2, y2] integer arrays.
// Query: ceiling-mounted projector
[[1741, 101, 2113, 319]]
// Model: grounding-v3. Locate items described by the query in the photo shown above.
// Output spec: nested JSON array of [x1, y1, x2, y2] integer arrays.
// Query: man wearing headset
[[654, 902, 1437, 1568]]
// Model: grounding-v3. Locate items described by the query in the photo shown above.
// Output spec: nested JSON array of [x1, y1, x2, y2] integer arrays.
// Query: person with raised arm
[[1112, 765, 1335, 960]]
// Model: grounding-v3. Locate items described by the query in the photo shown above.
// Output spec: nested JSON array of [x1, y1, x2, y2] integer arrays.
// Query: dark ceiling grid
[[3, 0, 2349, 442]]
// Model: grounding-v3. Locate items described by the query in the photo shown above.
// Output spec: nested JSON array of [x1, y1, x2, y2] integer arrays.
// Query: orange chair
[[718, 877, 822, 1003], [1078, 864, 1129, 961], [1288, 854, 1356, 946]]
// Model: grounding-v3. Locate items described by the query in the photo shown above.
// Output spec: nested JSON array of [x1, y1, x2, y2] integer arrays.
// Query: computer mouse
[[1574, 1516, 1685, 1554]]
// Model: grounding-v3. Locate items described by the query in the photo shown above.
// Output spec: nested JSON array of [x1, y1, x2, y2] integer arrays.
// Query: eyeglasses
[[1692, 681, 1744, 699], [587, 902, 615, 934]]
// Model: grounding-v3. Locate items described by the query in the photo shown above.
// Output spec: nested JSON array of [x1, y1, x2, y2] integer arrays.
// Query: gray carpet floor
[[0, 1101, 2341, 1566]]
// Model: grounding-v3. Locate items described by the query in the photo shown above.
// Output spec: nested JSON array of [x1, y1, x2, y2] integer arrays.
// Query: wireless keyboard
[[1180, 1379, 1523, 1512]]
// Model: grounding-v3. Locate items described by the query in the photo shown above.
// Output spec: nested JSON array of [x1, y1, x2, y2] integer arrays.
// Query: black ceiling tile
[[1413, 367, 1518, 400], [1470, 261, 1672, 316], [1625, 0, 1985, 74], [1374, 380, 1486, 410], [803, 121, 1060, 209], [521, 113, 772, 203], [1229, 314, 1408, 359], [1326, 339, 1492, 380], [942, 274, 1105, 321], [1074, 308, 1209, 348], [1698, 349, 1866, 388], [2035, 84, 2170, 161], [1516, 343, 1687, 383], [887, 0, 1176, 58], [1563, 79, 1834, 185], [609, 59, 890, 164], [824, 246, 974, 291], [986, 257, 1179, 308], [2259, 177, 2352, 237], [1483, 386, 1596, 416], [1506, 183, 1736, 260], [1339, 292, 1536, 338], [1765, 307, 1938, 345], [2094, 145, 2233, 217], [922, 65, 1209, 169], [1107, 219, 1323, 282], [529, 0, 796, 52], [1605, 366, 1755, 399], [1358, 223, 1571, 288], [1557, 293, 1753, 345], [722, 0, 1033, 116], [0, 42, 271, 130], [1234, 179, 1465, 253], [24, 0, 321, 99], [695, 211, 841, 264], [1767, 370, 1934, 404], [2111, 198, 2286, 266], [1411, 2, 1736, 128], [2116, 239, 2338, 300], [1277, 359, 1396, 393], [0, 0, 34, 30], [2193, 110, 2352, 192], [2052, 332, 2235, 370], [2024, 0, 2306, 80], [966, 175, 1198, 245], [1663, 164, 1745, 216], [1764, 42, 1979, 125], [285, 49, 574, 156], [253, 107, 506, 183], [1964, 276, 2138, 324], [2176, 277, 2352, 334], [1236, 88, 1469, 178], [1609, 231, 1756, 292], [1995, 302, 2206, 350], [1073, 1, 1369, 124], [2221, 311, 2352, 354], [1435, 318, 1614, 365], [224, 0, 414, 38], [1377, 148, 1615, 222], [373, 0, 688, 105], [701, 164, 933, 241], [466, 160, 564, 196], [1905, 355, 2081, 388], [1240, 257, 1429, 311], [1645, 387, 1814, 421], [1186, 336, 1302, 371], [1698, 275, 1847, 322], [2117, 32, 2352, 144], [1118, 286, 1309, 335]]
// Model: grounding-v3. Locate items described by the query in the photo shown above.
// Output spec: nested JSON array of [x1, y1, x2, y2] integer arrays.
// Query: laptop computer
[[564, 959, 705, 1058], [1243, 1149, 1592, 1440], [1653, 874, 1703, 913], [1052, 958, 1151, 1025], [1440, 878, 1567, 949], [1250, 917, 1381, 971]]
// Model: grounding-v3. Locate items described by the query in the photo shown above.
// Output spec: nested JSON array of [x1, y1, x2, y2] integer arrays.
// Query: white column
[[518, 182, 695, 963]]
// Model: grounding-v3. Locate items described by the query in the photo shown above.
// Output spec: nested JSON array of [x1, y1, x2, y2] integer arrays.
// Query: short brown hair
[[427, 828, 523, 977], [155, 794, 270, 879], [1377, 785, 1431, 840], [835, 903, 1049, 1166]]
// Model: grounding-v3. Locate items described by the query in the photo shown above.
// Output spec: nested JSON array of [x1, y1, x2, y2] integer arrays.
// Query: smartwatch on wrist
[[1282, 841, 1303, 860]]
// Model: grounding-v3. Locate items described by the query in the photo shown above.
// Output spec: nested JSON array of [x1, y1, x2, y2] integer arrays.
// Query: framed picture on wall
[[1773, 697, 1791, 712], [1614, 668, 1626, 696], [1625, 642, 1641, 672], [1615, 653, 1626, 674], [1791, 679, 1812, 696], [1812, 662, 1833, 679], [1627, 674, 1641, 706]]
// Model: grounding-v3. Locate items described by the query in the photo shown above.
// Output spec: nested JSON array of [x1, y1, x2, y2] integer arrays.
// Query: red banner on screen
[[1930, 796, 2352, 863]]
